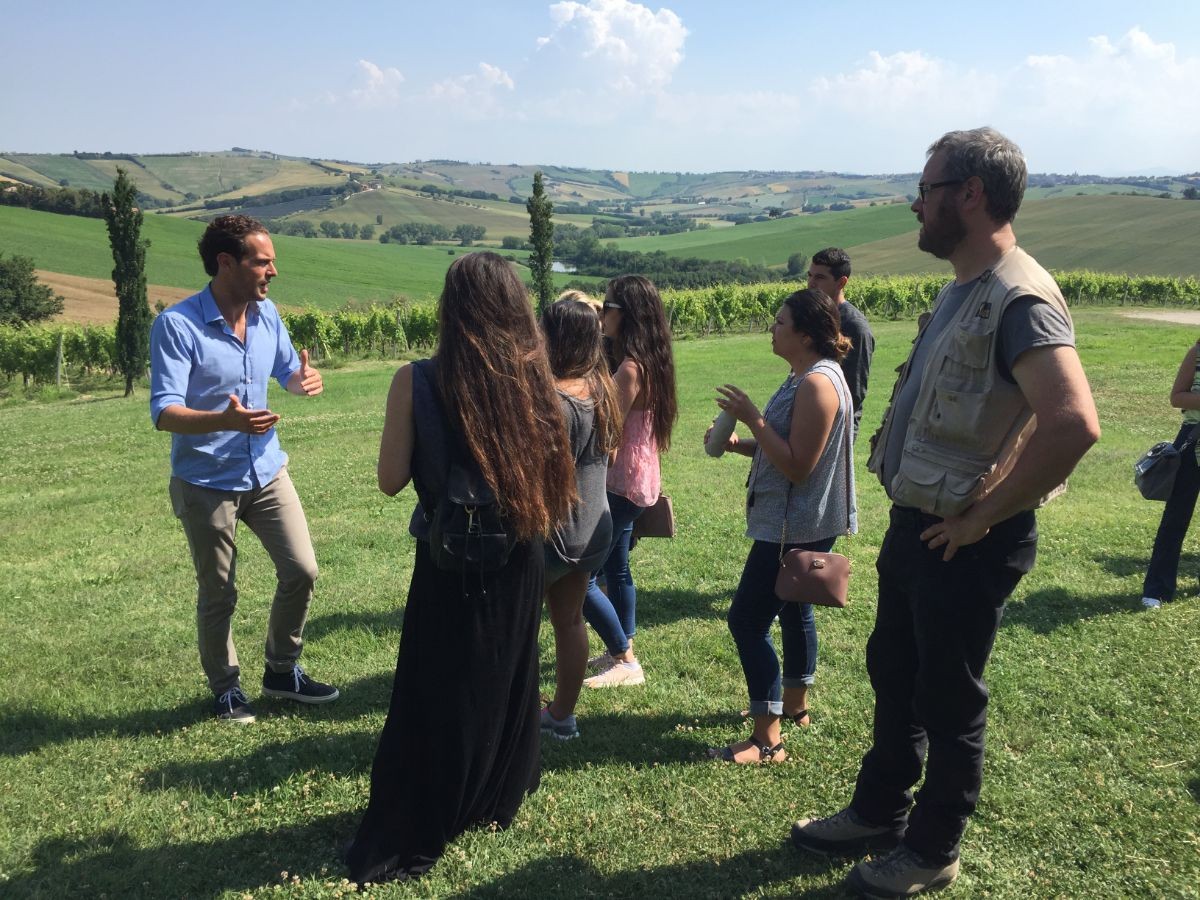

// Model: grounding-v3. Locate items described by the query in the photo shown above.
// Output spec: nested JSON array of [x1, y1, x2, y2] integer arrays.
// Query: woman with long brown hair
[[539, 295, 623, 739], [346, 252, 575, 884], [582, 275, 678, 687]]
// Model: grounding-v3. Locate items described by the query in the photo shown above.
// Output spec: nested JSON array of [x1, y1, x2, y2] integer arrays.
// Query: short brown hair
[[198, 215, 269, 277]]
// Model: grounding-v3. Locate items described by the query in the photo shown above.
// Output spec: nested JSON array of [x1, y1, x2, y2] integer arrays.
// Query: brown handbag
[[775, 548, 850, 608], [632, 493, 675, 539], [772, 371, 854, 608]]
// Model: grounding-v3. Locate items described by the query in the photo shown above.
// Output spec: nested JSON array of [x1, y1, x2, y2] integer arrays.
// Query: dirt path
[[1121, 310, 1200, 325], [41, 271, 192, 325]]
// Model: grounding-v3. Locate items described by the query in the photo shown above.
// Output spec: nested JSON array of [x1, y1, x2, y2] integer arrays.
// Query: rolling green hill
[[0, 206, 592, 312], [849, 195, 1200, 277], [277, 187, 597, 237], [613, 202, 918, 267]]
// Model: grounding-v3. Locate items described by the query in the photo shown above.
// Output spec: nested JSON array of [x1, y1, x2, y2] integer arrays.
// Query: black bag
[[1134, 425, 1200, 501], [410, 358, 516, 573], [428, 460, 516, 573]]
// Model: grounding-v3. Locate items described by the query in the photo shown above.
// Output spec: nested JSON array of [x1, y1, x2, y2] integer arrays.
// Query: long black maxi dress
[[346, 359, 543, 884]]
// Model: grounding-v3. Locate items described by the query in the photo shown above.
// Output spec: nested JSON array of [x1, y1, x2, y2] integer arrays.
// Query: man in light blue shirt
[[150, 215, 339, 723]]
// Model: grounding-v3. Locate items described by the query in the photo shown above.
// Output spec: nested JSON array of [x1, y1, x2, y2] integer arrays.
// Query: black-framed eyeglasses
[[917, 179, 964, 201]]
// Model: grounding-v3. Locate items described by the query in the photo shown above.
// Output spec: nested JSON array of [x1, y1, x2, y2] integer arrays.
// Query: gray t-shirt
[[839, 300, 875, 440], [879, 280, 1074, 496], [548, 390, 612, 569]]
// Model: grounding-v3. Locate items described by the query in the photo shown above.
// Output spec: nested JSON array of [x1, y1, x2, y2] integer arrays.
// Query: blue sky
[[2, 0, 1197, 175]]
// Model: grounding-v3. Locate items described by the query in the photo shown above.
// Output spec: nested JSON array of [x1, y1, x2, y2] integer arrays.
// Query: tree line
[[14, 270, 1196, 390]]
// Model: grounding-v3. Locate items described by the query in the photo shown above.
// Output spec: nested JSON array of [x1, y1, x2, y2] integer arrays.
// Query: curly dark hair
[[198, 215, 269, 277]]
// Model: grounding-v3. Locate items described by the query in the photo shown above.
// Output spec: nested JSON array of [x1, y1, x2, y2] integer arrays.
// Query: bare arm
[[1169, 344, 1200, 410], [613, 358, 642, 419], [716, 374, 838, 483], [378, 364, 415, 496], [157, 396, 280, 435], [921, 345, 1100, 560]]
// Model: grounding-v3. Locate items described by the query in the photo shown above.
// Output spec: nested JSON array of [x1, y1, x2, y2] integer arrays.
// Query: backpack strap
[[410, 359, 453, 526]]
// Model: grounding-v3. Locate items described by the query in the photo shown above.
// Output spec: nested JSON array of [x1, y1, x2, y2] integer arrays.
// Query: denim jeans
[[727, 536, 836, 716], [582, 492, 645, 655], [1143, 423, 1200, 602], [850, 505, 1037, 865]]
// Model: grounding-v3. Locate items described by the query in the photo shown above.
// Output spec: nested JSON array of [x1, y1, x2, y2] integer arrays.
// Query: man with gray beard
[[790, 128, 1100, 897]]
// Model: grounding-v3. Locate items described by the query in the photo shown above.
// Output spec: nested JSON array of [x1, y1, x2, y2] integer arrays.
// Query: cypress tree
[[526, 171, 554, 314], [103, 168, 151, 397]]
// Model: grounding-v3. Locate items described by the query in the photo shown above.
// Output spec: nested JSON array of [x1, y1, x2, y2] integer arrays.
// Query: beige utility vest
[[865, 246, 1072, 517]]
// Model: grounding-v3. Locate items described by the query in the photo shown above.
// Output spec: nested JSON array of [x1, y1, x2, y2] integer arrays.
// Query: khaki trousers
[[170, 467, 318, 695]]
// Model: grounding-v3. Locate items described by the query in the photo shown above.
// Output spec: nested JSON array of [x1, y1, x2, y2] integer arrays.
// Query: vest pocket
[[891, 446, 985, 517], [927, 377, 1013, 454]]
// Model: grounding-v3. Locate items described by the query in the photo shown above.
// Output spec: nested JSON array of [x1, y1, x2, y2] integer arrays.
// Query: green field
[[2, 311, 1199, 897], [137, 155, 287, 198], [0, 207, 592, 310], [1, 154, 120, 192], [612, 195, 1200, 279], [851, 195, 1200, 277], [293, 187, 597, 237], [615, 202, 918, 266]]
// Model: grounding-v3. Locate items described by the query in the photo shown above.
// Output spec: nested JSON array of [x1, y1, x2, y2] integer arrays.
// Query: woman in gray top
[[707, 289, 857, 763], [539, 297, 622, 740]]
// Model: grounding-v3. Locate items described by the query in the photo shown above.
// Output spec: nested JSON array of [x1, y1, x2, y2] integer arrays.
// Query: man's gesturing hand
[[223, 394, 280, 434], [289, 348, 323, 396]]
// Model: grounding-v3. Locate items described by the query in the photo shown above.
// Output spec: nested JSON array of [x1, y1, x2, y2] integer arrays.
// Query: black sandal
[[707, 736, 788, 764], [739, 708, 811, 726]]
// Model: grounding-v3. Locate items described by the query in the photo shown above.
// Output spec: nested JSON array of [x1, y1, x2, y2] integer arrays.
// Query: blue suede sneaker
[[261, 664, 339, 704]]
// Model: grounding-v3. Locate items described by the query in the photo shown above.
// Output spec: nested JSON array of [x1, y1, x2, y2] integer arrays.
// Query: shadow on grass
[[1094, 550, 1200, 581], [1189, 772, 1200, 805], [7, 813, 355, 898], [1002, 586, 1144, 634], [141, 730, 380, 795], [571, 586, 730, 632], [301, 606, 406, 641], [135, 710, 743, 797], [449, 846, 846, 899], [0, 670, 398, 758], [8, 819, 847, 899], [538, 710, 768, 771]]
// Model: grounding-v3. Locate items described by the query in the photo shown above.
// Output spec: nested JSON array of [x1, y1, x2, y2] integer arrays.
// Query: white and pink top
[[607, 408, 660, 508]]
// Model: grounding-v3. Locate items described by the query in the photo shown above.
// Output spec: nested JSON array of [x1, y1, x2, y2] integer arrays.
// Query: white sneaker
[[584, 659, 645, 688], [1141, 596, 1162, 609]]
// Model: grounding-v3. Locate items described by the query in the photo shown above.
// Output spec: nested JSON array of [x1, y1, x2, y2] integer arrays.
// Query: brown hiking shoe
[[790, 806, 902, 856]]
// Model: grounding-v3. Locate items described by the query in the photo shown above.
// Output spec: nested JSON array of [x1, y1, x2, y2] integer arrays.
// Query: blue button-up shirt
[[149, 286, 300, 491]]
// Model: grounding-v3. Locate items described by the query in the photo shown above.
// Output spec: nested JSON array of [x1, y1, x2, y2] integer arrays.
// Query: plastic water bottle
[[705, 410, 737, 457]]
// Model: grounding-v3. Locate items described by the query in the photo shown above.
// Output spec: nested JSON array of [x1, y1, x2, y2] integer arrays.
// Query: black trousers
[[1143, 423, 1200, 602], [850, 505, 1038, 864]]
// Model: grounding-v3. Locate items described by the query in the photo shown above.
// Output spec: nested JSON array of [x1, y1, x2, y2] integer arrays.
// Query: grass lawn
[[1, 310, 1198, 897]]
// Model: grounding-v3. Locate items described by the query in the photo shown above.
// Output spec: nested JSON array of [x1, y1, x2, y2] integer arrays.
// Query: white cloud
[[349, 59, 405, 107], [430, 62, 516, 107], [537, 0, 687, 93]]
